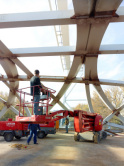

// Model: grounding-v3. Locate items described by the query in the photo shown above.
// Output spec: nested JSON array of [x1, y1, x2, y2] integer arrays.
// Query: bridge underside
[[0, 0, 124, 128]]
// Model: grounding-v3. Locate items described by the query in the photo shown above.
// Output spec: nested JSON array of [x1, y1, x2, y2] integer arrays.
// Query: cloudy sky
[[0, 0, 124, 110]]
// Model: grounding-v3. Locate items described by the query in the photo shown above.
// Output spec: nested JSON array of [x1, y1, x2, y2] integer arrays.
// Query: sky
[[0, 0, 124, 110]]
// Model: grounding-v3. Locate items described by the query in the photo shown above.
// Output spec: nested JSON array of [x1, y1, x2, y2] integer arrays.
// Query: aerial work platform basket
[[16, 85, 56, 123]]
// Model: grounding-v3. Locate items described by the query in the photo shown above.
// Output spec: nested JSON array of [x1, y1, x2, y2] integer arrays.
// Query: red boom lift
[[0, 119, 56, 142], [15, 86, 107, 143]]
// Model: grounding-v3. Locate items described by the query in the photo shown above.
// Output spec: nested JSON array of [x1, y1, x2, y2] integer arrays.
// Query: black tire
[[74, 134, 80, 141], [37, 131, 45, 139], [102, 131, 107, 139], [15, 136, 21, 139], [4, 133, 14, 142], [45, 134, 48, 137]]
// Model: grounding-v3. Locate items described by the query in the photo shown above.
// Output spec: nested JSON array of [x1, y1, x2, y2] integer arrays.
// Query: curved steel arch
[[0, 0, 124, 127]]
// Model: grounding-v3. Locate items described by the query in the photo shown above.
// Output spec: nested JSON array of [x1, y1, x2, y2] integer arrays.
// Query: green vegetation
[[0, 92, 16, 121], [91, 86, 124, 125]]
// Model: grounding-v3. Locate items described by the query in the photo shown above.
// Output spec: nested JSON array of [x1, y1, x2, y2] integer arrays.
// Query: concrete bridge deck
[[0, 131, 124, 166]]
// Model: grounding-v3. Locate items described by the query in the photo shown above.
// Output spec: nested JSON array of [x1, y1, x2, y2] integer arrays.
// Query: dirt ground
[[0, 131, 124, 166]]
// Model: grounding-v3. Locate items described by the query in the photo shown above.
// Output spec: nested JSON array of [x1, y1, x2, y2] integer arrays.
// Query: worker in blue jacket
[[27, 124, 41, 145]]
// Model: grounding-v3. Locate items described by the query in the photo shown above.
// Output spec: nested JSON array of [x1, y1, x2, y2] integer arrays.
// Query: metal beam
[[57, 0, 71, 71], [95, 0, 122, 12], [73, 0, 94, 16], [85, 84, 94, 113], [1, 44, 124, 59], [93, 85, 115, 111], [2, 44, 122, 58], [0, 10, 75, 28], [50, 56, 83, 109], [1, 76, 124, 86], [99, 44, 124, 54], [11, 58, 33, 77], [0, 97, 22, 117], [9, 46, 75, 58], [104, 122, 124, 129], [0, 7, 123, 29]]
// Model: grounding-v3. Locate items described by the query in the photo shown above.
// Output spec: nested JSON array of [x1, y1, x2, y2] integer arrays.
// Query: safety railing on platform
[[16, 85, 56, 116]]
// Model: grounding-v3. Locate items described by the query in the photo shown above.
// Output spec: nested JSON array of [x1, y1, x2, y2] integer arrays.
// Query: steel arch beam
[[57, 0, 71, 70], [0, 42, 32, 117], [49, 55, 83, 110], [0, 0, 124, 125], [93, 85, 115, 111], [0, 97, 23, 116], [73, 0, 94, 16], [0, 58, 19, 117], [85, 84, 94, 113]]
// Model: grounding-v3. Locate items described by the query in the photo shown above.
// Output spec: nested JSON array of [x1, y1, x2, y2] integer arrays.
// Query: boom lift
[[16, 86, 107, 143]]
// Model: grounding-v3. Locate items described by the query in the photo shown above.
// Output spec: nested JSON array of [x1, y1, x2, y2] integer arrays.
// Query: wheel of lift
[[74, 133, 80, 141], [93, 132, 100, 144], [102, 131, 107, 139], [4, 132, 14, 142], [37, 131, 45, 139]]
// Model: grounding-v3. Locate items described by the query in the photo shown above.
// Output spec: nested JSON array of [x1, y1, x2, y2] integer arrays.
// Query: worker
[[30, 69, 43, 115], [27, 124, 41, 145], [65, 117, 69, 133]]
